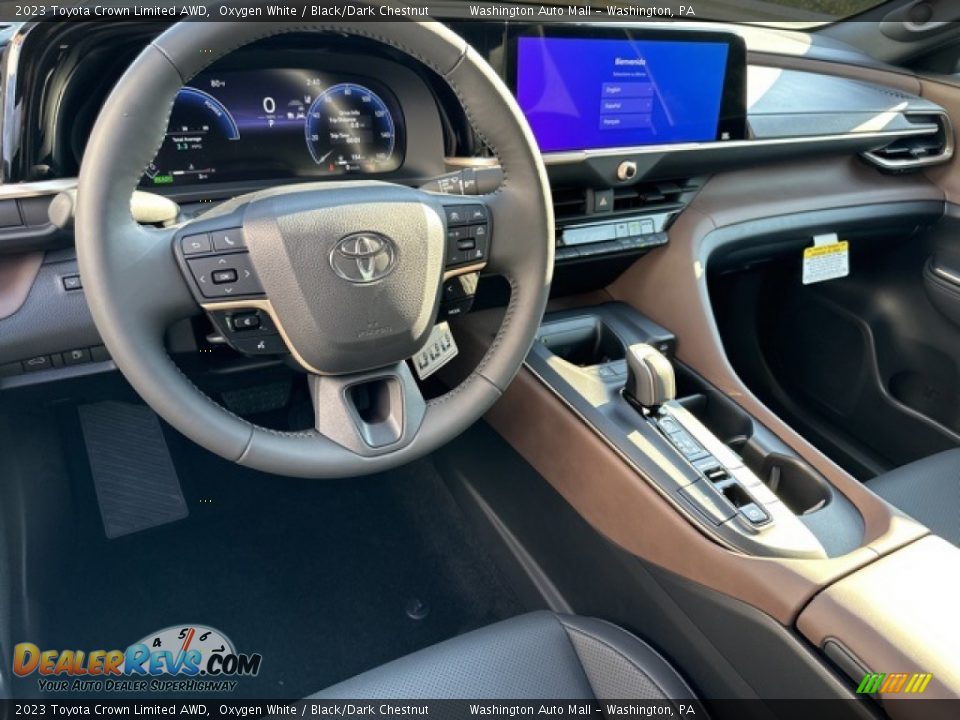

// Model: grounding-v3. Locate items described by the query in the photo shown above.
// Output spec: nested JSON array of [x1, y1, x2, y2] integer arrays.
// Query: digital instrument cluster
[[141, 68, 405, 188]]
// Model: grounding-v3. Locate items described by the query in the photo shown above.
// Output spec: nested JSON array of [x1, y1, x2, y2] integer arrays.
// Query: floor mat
[[22, 412, 526, 699], [78, 402, 188, 538]]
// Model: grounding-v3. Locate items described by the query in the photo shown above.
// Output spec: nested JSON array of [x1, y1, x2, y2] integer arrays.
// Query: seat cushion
[[867, 448, 960, 546], [311, 611, 696, 700]]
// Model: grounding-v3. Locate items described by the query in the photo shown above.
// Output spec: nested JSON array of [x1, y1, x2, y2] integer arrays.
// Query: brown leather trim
[[797, 536, 960, 705], [0, 252, 44, 320], [605, 156, 937, 555], [920, 77, 960, 205]]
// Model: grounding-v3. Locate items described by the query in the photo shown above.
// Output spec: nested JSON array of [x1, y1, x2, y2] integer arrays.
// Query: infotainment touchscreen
[[514, 33, 746, 153]]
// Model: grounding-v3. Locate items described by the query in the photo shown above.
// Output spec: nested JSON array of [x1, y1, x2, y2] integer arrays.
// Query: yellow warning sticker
[[802, 240, 849, 285]]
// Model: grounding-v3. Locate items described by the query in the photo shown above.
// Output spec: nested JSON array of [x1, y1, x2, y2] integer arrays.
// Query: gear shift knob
[[624, 343, 676, 409]]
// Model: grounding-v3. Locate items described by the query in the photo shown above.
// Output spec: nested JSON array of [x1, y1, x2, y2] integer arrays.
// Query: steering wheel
[[74, 22, 553, 478]]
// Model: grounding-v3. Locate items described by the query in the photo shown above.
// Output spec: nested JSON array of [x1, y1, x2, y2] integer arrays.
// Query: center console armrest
[[798, 536, 960, 711]]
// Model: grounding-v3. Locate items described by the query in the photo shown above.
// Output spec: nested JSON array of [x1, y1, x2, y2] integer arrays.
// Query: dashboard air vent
[[552, 178, 703, 225], [863, 112, 954, 171]]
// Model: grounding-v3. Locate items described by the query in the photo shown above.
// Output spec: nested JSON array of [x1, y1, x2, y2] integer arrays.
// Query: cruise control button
[[466, 205, 488, 223], [446, 226, 470, 243], [211, 228, 245, 251], [181, 233, 211, 256], [231, 334, 288, 355], [444, 206, 469, 226], [457, 238, 476, 251], [470, 223, 489, 239]]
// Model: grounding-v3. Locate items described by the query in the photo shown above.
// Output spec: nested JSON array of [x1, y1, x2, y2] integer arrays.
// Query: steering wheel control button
[[181, 233, 211, 255], [187, 253, 263, 298], [230, 312, 262, 331], [446, 226, 469, 243], [212, 228, 246, 251], [445, 209, 491, 267], [467, 206, 488, 223], [212, 268, 238, 284], [232, 334, 288, 356], [444, 206, 469, 226]]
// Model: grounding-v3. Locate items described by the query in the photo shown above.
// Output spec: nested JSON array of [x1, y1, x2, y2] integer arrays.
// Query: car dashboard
[[0, 18, 953, 387]]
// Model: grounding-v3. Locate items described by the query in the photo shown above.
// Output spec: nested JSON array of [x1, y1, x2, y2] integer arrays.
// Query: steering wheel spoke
[[308, 362, 426, 456]]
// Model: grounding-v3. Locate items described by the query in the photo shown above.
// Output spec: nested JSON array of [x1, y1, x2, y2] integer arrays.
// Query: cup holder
[[756, 453, 832, 515], [538, 317, 625, 367]]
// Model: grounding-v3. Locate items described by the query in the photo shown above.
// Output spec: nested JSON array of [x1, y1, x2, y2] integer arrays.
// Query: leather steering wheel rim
[[75, 21, 553, 478]]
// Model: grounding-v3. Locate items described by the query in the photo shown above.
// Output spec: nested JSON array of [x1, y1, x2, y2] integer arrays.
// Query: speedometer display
[[305, 83, 397, 173], [141, 69, 405, 189]]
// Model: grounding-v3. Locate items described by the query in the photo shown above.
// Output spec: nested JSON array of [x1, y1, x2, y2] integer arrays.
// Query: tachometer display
[[305, 83, 397, 173], [145, 88, 241, 185]]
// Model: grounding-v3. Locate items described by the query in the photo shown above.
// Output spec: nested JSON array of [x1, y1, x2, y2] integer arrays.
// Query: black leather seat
[[867, 448, 960, 547], [311, 611, 697, 700]]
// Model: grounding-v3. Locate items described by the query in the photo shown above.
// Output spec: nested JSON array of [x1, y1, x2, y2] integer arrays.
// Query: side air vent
[[863, 111, 954, 171]]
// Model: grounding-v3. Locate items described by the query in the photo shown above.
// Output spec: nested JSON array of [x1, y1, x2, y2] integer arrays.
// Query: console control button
[[181, 233, 211, 255], [739, 502, 770, 525], [22, 355, 53, 372], [62, 348, 91, 366], [187, 253, 263, 298], [62, 274, 83, 291]]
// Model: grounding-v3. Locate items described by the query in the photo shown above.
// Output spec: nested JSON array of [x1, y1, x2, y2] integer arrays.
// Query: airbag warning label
[[802, 234, 849, 285]]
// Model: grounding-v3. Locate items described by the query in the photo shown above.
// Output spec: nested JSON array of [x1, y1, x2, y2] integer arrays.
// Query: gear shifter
[[624, 343, 676, 410]]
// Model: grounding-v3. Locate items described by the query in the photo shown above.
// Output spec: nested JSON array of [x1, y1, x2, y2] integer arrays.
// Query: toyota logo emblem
[[330, 232, 397, 284]]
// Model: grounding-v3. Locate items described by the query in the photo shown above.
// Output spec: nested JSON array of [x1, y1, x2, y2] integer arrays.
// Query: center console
[[528, 303, 864, 560]]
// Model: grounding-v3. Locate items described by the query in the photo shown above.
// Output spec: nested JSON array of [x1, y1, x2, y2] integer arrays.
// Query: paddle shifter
[[624, 343, 676, 410]]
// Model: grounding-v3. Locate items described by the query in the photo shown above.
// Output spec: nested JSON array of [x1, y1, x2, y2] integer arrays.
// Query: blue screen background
[[516, 37, 730, 152]]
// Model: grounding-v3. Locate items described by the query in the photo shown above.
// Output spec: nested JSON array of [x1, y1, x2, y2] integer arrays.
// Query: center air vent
[[552, 178, 704, 225], [863, 111, 954, 171]]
